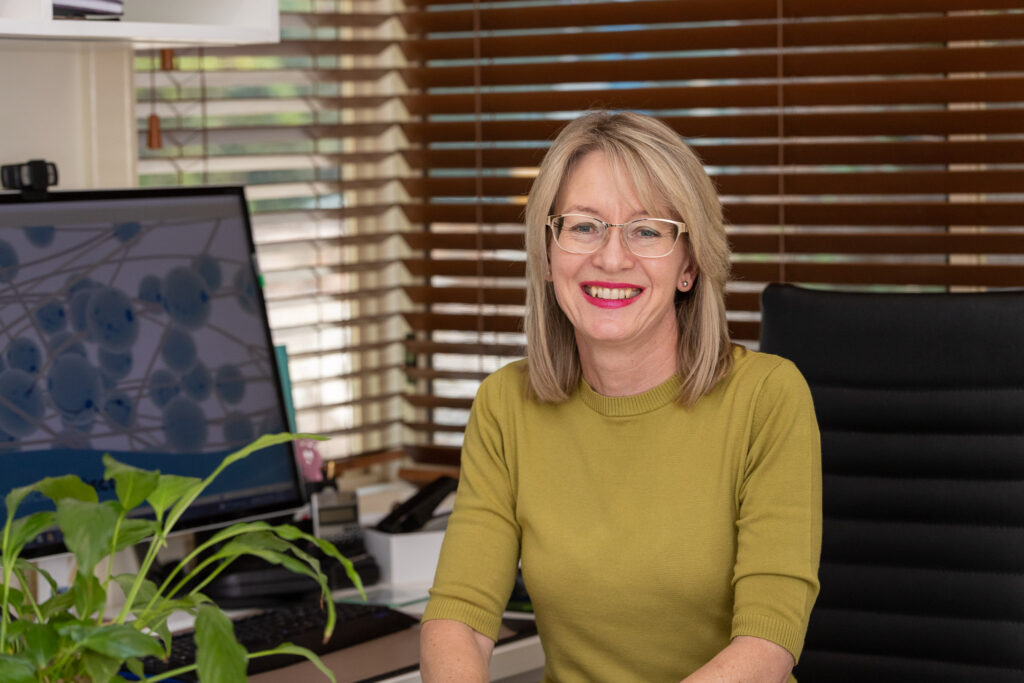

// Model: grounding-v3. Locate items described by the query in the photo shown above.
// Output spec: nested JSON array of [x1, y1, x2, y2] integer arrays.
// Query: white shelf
[[0, 0, 279, 47]]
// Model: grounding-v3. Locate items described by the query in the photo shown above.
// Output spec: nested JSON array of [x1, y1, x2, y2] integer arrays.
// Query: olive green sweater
[[423, 346, 822, 682]]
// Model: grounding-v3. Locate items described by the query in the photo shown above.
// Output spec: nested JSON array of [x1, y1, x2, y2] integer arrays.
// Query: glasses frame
[[546, 213, 687, 259]]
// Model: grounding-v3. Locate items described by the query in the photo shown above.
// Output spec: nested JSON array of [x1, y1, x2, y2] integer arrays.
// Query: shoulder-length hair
[[523, 111, 733, 406]]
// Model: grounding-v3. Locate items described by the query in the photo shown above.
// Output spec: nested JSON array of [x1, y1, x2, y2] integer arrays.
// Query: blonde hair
[[523, 111, 733, 406]]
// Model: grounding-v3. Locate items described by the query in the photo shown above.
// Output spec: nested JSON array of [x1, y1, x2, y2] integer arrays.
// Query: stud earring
[[681, 281, 689, 288]]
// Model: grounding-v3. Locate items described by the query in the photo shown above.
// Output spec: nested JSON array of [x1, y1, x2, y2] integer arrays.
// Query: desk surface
[[252, 489, 544, 681], [248, 619, 543, 683]]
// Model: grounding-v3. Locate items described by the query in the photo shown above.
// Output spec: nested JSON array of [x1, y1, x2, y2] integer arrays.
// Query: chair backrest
[[759, 283, 1024, 683]]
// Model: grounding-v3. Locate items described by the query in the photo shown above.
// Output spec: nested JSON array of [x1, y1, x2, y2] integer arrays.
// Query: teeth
[[584, 285, 642, 300]]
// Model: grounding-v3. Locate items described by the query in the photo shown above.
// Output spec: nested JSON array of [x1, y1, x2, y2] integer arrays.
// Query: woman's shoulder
[[725, 344, 810, 394], [476, 358, 531, 398]]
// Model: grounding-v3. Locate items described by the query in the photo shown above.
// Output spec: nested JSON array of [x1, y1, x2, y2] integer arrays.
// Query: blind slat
[[404, 169, 1024, 198], [404, 76, 1024, 115], [404, 109, 1024, 143], [404, 232, 1024, 256], [403, 45, 1024, 88], [404, 285, 526, 305], [402, 140, 1024, 169], [404, 0, 1023, 14], [404, 339, 524, 357], [403, 14, 1024, 61], [402, 203, 1024, 227]]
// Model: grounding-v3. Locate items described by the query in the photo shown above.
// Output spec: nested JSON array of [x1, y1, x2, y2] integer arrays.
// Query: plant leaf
[[194, 520, 273, 548], [71, 571, 105, 621], [194, 603, 247, 683], [141, 594, 209, 632], [214, 543, 319, 585], [54, 498, 118, 577], [16, 557, 58, 597], [8, 511, 55, 556], [103, 454, 160, 512], [1, 584, 25, 613], [251, 643, 337, 683], [4, 618, 28, 638], [125, 656, 145, 678], [275, 525, 365, 599], [82, 650, 121, 683], [78, 624, 164, 659], [4, 474, 94, 526], [33, 474, 98, 505], [113, 572, 159, 611], [55, 617, 98, 641], [113, 518, 159, 553], [154, 617, 173, 656], [222, 530, 295, 555], [167, 433, 320, 528], [146, 473, 201, 522], [4, 485, 35, 526], [20, 623, 60, 668], [217, 432, 324, 475], [0, 655, 35, 683], [208, 530, 339, 639], [39, 588, 76, 620]]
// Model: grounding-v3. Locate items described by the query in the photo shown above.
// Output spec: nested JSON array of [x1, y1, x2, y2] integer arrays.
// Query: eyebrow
[[562, 204, 649, 220]]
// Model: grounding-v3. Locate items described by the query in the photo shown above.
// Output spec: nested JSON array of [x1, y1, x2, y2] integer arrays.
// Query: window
[[140, 0, 1024, 468]]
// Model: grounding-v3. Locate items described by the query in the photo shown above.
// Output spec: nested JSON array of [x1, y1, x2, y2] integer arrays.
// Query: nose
[[591, 225, 634, 270]]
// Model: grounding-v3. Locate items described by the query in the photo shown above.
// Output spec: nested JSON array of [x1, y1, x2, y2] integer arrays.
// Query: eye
[[629, 222, 669, 240], [566, 219, 601, 234]]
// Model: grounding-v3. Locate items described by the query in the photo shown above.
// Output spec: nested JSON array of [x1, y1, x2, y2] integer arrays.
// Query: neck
[[576, 331, 679, 397]]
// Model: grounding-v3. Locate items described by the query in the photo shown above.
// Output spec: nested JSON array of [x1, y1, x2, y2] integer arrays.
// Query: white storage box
[[363, 527, 445, 585]]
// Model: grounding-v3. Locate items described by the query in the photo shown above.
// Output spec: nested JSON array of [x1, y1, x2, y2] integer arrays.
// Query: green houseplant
[[0, 432, 364, 683]]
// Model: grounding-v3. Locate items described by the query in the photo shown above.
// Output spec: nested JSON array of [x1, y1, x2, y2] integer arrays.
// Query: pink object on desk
[[294, 438, 323, 482]]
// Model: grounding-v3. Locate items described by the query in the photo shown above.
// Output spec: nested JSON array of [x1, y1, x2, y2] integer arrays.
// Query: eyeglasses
[[546, 214, 687, 259]]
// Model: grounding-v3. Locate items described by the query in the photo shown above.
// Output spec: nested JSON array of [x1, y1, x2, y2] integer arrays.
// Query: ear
[[677, 261, 698, 292]]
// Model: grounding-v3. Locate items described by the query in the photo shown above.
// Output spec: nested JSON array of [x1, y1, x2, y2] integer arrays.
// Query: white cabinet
[[0, 1, 278, 191], [0, 0, 279, 46]]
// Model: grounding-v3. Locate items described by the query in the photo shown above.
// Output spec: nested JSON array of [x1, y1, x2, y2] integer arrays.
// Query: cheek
[[548, 254, 580, 307], [548, 251, 570, 285]]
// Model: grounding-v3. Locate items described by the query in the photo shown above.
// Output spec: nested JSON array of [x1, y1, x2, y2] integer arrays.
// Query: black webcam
[[1, 159, 59, 200]]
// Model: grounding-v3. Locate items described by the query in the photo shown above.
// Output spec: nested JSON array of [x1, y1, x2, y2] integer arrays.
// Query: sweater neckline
[[578, 372, 681, 417]]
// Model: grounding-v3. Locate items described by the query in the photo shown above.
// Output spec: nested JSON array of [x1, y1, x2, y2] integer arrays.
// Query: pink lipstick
[[580, 282, 644, 309]]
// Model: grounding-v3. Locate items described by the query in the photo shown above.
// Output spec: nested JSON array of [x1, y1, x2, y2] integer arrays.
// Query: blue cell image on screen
[[0, 189, 302, 551]]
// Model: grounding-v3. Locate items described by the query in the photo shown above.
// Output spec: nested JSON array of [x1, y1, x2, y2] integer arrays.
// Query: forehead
[[554, 149, 667, 217]]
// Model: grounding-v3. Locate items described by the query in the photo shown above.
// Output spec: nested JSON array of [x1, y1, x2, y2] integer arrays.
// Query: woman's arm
[[420, 619, 495, 683], [681, 636, 793, 683]]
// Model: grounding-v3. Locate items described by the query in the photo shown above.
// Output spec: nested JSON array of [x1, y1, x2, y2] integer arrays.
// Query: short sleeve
[[731, 359, 822, 663], [420, 370, 522, 641]]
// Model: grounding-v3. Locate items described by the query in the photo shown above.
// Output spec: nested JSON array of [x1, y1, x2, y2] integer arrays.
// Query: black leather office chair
[[759, 283, 1024, 683]]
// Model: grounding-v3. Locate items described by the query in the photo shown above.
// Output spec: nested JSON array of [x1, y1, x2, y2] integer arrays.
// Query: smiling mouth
[[582, 285, 643, 300]]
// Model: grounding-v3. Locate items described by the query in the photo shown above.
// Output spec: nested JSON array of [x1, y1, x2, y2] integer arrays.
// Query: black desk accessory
[[142, 600, 418, 680], [374, 476, 458, 534], [1, 158, 58, 200]]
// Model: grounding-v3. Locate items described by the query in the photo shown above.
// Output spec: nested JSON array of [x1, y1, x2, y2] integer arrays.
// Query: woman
[[420, 111, 822, 683]]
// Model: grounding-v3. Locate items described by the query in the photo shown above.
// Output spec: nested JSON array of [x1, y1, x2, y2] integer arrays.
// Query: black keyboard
[[142, 601, 419, 680]]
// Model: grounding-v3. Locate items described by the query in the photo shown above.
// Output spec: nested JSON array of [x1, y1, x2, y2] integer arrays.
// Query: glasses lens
[[624, 219, 679, 258], [553, 215, 606, 253], [549, 215, 682, 257]]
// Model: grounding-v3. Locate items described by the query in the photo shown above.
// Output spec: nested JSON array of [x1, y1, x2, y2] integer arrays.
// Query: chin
[[578, 325, 638, 345]]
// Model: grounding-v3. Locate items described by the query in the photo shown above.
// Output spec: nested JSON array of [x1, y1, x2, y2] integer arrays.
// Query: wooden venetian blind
[[136, 0, 410, 463], [399, 0, 1024, 466]]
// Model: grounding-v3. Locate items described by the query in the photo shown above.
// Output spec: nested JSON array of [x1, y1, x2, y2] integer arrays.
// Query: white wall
[[0, 39, 136, 189]]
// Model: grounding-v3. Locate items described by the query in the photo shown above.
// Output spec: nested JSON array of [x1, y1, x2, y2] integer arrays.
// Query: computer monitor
[[0, 186, 306, 557]]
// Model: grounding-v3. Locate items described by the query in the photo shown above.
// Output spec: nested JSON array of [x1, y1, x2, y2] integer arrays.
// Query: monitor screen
[[0, 186, 305, 556]]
